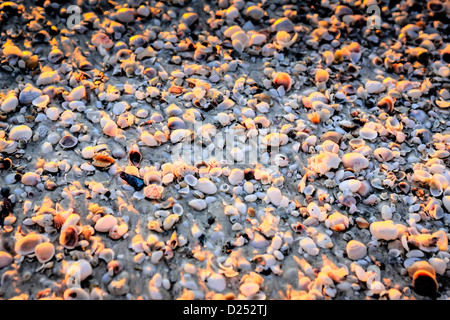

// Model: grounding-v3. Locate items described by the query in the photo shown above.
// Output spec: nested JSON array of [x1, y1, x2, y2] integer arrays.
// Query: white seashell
[[194, 178, 217, 194], [300, 237, 320, 255], [365, 80, 386, 94], [206, 273, 227, 292], [65, 259, 92, 282], [170, 129, 190, 143], [184, 174, 198, 187], [246, 6, 265, 20], [370, 220, 399, 240], [95, 215, 118, 232], [35, 242, 55, 263], [141, 131, 158, 146], [67, 85, 86, 102], [163, 214, 179, 230], [188, 199, 207, 211], [342, 153, 369, 171], [267, 187, 282, 206], [9, 125, 32, 141], [36, 71, 60, 86], [0, 251, 13, 268], [1, 95, 18, 113], [314, 232, 333, 249], [326, 211, 349, 231], [45, 107, 60, 121], [32, 95, 50, 108], [346, 240, 367, 260], [373, 147, 394, 162], [21, 172, 41, 185], [307, 202, 326, 221], [60, 110, 76, 125], [228, 168, 244, 185], [339, 179, 362, 193], [99, 248, 115, 263], [14, 233, 43, 256]]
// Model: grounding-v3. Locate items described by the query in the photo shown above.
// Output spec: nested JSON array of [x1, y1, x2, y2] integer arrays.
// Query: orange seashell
[[53, 214, 65, 230], [412, 270, 438, 297], [307, 112, 321, 123], [168, 85, 184, 95], [273, 72, 292, 92], [377, 96, 395, 114], [92, 154, 115, 168]]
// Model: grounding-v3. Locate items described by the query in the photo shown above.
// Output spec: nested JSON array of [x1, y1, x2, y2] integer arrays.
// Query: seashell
[[370, 220, 399, 241], [228, 168, 244, 185], [45, 107, 60, 121], [9, 125, 32, 141], [92, 154, 115, 168], [267, 187, 282, 206], [59, 134, 78, 149], [373, 147, 394, 162], [129, 149, 142, 166], [272, 17, 295, 32], [274, 31, 298, 49], [188, 199, 207, 211], [429, 179, 443, 197], [144, 171, 162, 186], [32, 95, 50, 109], [408, 260, 438, 297], [53, 214, 65, 230], [115, 7, 136, 23], [339, 179, 362, 193], [19, 85, 42, 104], [15, 234, 43, 256], [0, 251, 13, 268], [35, 242, 55, 263], [342, 153, 369, 172], [109, 222, 128, 240], [48, 48, 64, 64], [141, 131, 158, 146], [102, 120, 119, 137], [163, 214, 179, 230], [302, 92, 328, 108], [95, 215, 117, 232], [184, 174, 198, 187], [36, 71, 60, 86], [170, 129, 191, 144], [63, 288, 89, 300], [207, 273, 227, 292], [273, 72, 292, 92], [1, 95, 18, 113], [377, 96, 394, 114], [168, 117, 186, 130], [21, 172, 40, 186], [346, 240, 367, 260], [245, 6, 265, 20], [262, 133, 288, 147], [66, 85, 85, 103], [181, 12, 198, 27], [359, 126, 378, 140], [365, 80, 386, 94], [427, 0, 445, 13], [143, 184, 164, 200], [315, 68, 329, 84], [59, 226, 78, 249]]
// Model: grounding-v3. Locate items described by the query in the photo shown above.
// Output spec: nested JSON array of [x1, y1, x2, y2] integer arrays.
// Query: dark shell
[[59, 134, 78, 149], [129, 150, 142, 166], [412, 270, 438, 297], [120, 171, 144, 191]]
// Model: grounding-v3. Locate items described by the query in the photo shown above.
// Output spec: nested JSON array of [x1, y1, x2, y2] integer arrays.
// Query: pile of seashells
[[0, 0, 449, 301]]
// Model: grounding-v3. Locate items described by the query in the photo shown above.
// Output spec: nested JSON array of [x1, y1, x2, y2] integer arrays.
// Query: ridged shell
[[9, 125, 32, 141]]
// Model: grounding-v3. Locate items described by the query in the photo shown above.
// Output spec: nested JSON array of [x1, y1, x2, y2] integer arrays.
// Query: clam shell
[[59, 134, 78, 149], [15, 233, 43, 256], [0, 251, 13, 268], [1, 95, 18, 113], [36, 71, 60, 86], [9, 125, 32, 141], [19, 85, 42, 104], [95, 215, 117, 232], [35, 242, 55, 263], [194, 178, 217, 194]]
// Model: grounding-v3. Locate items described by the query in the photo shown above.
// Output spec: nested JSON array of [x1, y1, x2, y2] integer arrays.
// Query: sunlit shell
[[1, 95, 18, 113], [0, 251, 13, 268], [32, 95, 50, 109], [15, 234, 43, 256], [273, 72, 292, 92], [342, 153, 369, 171], [92, 154, 115, 168], [377, 96, 395, 114], [59, 226, 78, 249], [35, 242, 55, 263], [144, 184, 164, 200], [144, 171, 162, 186], [9, 125, 32, 141], [373, 147, 394, 162], [36, 71, 60, 86], [315, 68, 329, 84], [21, 172, 41, 186], [95, 215, 117, 232]]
